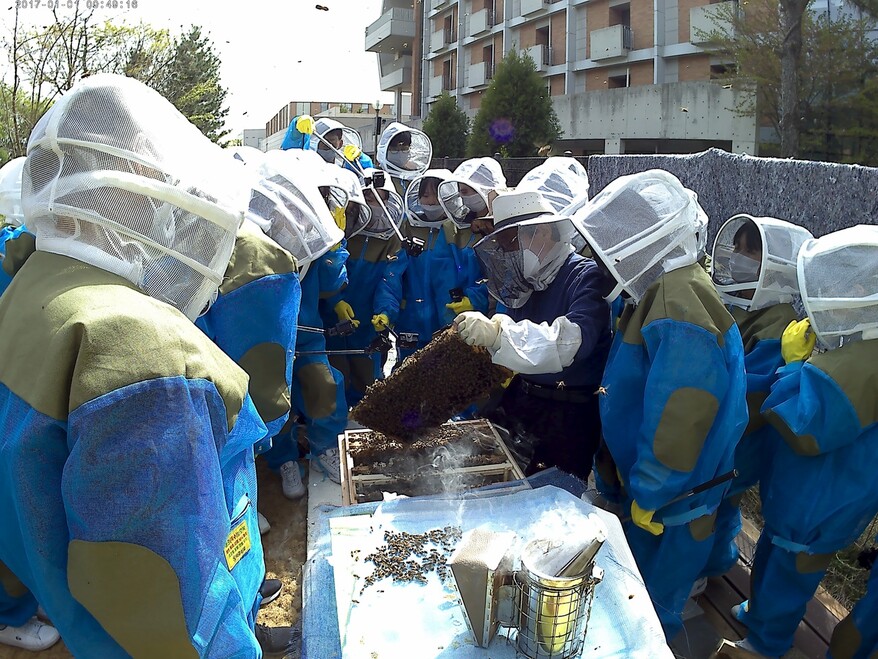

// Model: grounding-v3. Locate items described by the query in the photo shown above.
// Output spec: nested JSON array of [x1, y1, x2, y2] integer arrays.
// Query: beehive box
[[339, 419, 526, 506]]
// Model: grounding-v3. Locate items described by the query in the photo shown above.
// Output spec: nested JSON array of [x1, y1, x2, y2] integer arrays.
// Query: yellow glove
[[781, 318, 816, 364], [334, 300, 360, 328], [630, 501, 664, 536], [446, 296, 474, 314], [296, 114, 315, 135], [342, 144, 362, 162], [500, 374, 515, 389], [331, 205, 346, 232], [372, 313, 390, 332]]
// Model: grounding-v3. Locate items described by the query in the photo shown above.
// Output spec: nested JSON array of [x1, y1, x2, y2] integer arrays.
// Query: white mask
[[461, 193, 487, 214], [419, 203, 446, 222]]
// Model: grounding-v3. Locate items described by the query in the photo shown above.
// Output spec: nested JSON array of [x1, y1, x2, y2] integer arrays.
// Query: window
[[442, 58, 455, 90], [444, 15, 456, 43], [608, 74, 629, 88], [536, 25, 551, 65], [483, 44, 494, 79]]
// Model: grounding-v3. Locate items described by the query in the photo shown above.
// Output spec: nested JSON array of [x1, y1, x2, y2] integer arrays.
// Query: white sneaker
[[0, 617, 61, 651], [258, 512, 271, 535], [316, 448, 342, 485], [689, 577, 708, 599], [280, 461, 306, 500]]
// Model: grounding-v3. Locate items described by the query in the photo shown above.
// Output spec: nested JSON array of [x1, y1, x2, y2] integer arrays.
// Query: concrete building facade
[[366, 0, 758, 155]]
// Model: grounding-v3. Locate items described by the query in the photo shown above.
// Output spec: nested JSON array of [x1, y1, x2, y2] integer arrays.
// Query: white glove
[[454, 312, 502, 349]]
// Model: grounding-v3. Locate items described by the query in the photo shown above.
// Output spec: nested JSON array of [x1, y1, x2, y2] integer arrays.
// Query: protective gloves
[[331, 205, 346, 232], [781, 318, 816, 364], [454, 312, 502, 349], [445, 296, 474, 315], [630, 501, 664, 536], [372, 313, 390, 332], [334, 300, 360, 328], [343, 144, 362, 162], [296, 114, 315, 135]]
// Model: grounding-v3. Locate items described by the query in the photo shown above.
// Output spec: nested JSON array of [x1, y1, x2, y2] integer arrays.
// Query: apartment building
[[367, 0, 758, 155]]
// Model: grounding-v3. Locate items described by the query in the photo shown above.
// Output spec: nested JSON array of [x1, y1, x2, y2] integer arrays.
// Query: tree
[[422, 92, 470, 158], [0, 3, 175, 158], [467, 49, 561, 157], [154, 26, 230, 143], [700, 0, 878, 162]]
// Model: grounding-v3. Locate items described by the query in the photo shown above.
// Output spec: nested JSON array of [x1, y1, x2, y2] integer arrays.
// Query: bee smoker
[[450, 516, 607, 658]]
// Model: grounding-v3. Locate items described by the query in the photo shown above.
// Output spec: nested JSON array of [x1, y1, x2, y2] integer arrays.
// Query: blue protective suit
[[701, 304, 797, 578], [0, 224, 32, 296], [736, 339, 878, 657], [828, 537, 878, 659], [434, 223, 489, 326], [375, 223, 455, 362], [320, 234, 405, 406], [281, 117, 311, 151], [265, 246, 349, 470], [599, 263, 748, 640], [0, 251, 267, 658], [197, 222, 301, 453]]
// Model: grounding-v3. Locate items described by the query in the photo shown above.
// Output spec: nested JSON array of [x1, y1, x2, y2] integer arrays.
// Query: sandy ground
[[4, 459, 308, 659]]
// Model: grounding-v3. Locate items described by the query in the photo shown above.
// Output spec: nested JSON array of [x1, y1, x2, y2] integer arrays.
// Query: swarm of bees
[[351, 328, 512, 440]]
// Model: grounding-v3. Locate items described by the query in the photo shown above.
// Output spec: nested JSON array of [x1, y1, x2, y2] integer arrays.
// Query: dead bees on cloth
[[351, 328, 511, 440]]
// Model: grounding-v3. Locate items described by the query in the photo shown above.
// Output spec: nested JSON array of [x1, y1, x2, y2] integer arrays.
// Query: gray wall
[[432, 149, 878, 240]]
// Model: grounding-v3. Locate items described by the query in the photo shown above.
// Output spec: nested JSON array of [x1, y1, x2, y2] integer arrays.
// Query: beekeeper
[[729, 226, 878, 658], [0, 73, 290, 657], [571, 170, 748, 640], [454, 190, 612, 481]]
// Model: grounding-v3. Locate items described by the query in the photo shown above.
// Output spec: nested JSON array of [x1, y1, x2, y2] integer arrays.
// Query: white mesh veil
[[404, 169, 453, 227], [310, 118, 364, 169], [570, 169, 699, 303], [711, 214, 813, 312], [438, 158, 506, 228], [331, 166, 371, 239], [377, 122, 432, 181], [0, 157, 26, 226], [248, 149, 344, 269], [23, 73, 250, 321], [797, 225, 878, 350], [475, 215, 585, 308], [517, 157, 589, 212], [361, 168, 404, 240]]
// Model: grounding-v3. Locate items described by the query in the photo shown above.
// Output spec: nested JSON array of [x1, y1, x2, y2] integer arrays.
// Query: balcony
[[521, 0, 546, 15], [431, 0, 448, 9], [430, 29, 445, 53], [522, 44, 550, 71], [365, 7, 416, 53], [590, 24, 633, 60], [430, 75, 444, 98], [379, 55, 413, 90], [469, 61, 495, 87], [469, 8, 495, 36], [690, 1, 737, 44]]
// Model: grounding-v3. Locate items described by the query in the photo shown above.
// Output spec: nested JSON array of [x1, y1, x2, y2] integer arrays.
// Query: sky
[[2, 0, 397, 137]]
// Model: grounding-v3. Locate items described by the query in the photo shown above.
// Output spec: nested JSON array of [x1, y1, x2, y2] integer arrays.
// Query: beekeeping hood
[[438, 157, 506, 228], [569, 169, 699, 304], [474, 190, 585, 309], [797, 224, 878, 350], [377, 122, 432, 181], [247, 149, 343, 275], [23, 73, 250, 321], [517, 157, 589, 213], [711, 214, 813, 312]]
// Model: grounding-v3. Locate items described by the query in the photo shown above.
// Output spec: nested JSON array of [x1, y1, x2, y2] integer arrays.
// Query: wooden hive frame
[[338, 419, 526, 506]]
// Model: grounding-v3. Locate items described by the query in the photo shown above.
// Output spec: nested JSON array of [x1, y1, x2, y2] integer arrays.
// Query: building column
[[604, 137, 622, 154]]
